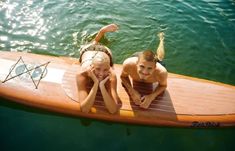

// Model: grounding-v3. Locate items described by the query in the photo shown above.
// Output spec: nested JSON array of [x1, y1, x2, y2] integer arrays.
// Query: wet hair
[[92, 53, 110, 65], [138, 50, 158, 63], [79, 43, 113, 66]]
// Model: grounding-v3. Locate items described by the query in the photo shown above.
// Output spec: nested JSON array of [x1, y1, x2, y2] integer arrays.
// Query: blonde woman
[[77, 24, 119, 114]]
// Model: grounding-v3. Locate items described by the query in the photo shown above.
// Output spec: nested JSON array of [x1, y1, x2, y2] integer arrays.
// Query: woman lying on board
[[77, 24, 119, 114]]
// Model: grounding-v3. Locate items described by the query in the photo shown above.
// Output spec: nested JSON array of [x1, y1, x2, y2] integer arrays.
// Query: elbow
[[160, 83, 167, 89], [80, 105, 90, 113], [162, 85, 167, 91], [81, 108, 90, 113], [108, 105, 118, 114], [163, 84, 167, 89], [161, 85, 167, 94]]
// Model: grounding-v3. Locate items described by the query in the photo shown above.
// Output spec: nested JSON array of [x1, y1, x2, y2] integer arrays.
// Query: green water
[[0, 0, 235, 150]]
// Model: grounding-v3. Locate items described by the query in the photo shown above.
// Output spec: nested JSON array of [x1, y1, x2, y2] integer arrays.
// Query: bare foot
[[158, 32, 164, 41]]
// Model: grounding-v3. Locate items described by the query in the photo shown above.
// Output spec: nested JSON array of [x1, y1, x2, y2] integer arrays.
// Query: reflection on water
[[1, 0, 235, 150], [0, 98, 235, 151]]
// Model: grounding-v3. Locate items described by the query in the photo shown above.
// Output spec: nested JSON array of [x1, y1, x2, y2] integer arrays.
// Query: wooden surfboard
[[0, 51, 235, 128]]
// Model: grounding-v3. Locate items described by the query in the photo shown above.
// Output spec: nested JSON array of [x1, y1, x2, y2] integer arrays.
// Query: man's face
[[136, 58, 156, 80]]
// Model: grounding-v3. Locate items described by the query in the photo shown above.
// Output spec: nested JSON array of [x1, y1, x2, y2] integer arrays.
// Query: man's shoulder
[[157, 64, 168, 81], [156, 63, 167, 72], [155, 63, 168, 79], [123, 57, 137, 68]]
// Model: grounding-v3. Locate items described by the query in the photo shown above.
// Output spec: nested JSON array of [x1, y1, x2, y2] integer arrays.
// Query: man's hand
[[129, 89, 142, 105], [139, 94, 155, 109]]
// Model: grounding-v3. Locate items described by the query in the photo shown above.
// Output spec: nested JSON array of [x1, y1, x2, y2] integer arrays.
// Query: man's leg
[[156, 32, 165, 61]]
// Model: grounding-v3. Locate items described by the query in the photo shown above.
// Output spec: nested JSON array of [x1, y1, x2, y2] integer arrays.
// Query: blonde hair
[[79, 43, 113, 66], [92, 53, 110, 65]]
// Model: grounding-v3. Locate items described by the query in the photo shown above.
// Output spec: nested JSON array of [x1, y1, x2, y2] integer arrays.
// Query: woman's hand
[[94, 23, 118, 44], [99, 73, 111, 87], [100, 24, 118, 33], [87, 68, 99, 84]]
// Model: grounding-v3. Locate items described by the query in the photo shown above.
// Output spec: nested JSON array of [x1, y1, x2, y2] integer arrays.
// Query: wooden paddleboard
[[0, 51, 235, 128]]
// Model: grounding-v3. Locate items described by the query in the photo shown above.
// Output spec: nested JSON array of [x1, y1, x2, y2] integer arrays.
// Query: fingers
[[87, 68, 94, 77], [140, 103, 148, 109], [133, 99, 141, 105], [141, 96, 145, 101], [131, 93, 142, 105], [102, 24, 118, 33], [139, 97, 152, 109], [103, 75, 110, 82], [139, 99, 148, 109], [87, 68, 99, 83], [110, 24, 118, 31], [133, 96, 145, 105]]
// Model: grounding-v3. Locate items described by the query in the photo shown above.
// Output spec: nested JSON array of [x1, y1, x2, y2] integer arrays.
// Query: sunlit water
[[1, 0, 235, 151]]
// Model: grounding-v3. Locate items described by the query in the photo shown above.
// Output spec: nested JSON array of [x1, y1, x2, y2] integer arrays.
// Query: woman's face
[[92, 61, 110, 81]]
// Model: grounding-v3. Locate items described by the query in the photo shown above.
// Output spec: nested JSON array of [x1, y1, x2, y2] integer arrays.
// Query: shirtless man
[[77, 24, 119, 113], [121, 33, 167, 109]]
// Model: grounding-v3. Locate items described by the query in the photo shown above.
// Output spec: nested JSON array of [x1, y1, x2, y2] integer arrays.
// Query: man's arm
[[151, 70, 168, 98], [120, 63, 142, 105], [140, 71, 167, 109]]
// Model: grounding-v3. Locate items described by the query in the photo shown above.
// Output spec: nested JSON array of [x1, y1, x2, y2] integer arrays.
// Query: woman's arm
[[99, 72, 118, 114], [77, 71, 99, 113], [93, 24, 118, 44]]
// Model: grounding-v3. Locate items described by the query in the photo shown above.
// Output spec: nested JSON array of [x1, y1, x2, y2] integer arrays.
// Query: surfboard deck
[[0, 51, 235, 128]]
